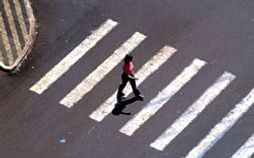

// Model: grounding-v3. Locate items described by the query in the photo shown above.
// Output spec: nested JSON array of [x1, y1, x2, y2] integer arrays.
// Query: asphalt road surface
[[0, 0, 254, 158]]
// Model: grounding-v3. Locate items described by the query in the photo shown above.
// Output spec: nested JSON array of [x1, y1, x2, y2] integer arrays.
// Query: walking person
[[117, 54, 144, 102]]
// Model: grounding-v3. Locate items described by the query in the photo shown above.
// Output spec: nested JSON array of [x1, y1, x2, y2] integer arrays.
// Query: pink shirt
[[123, 62, 134, 75]]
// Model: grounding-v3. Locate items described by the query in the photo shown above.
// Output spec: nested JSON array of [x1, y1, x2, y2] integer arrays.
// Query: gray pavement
[[0, 0, 254, 158]]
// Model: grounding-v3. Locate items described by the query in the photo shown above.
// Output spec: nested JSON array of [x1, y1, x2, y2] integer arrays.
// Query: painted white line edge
[[231, 133, 254, 158], [150, 72, 235, 151], [60, 32, 147, 108], [30, 19, 118, 94], [185, 87, 254, 158], [89, 46, 177, 121], [119, 58, 206, 136]]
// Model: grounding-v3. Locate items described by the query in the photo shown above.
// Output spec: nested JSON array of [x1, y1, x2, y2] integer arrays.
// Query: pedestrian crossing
[[119, 58, 206, 136], [150, 71, 235, 151], [231, 133, 254, 158], [89, 45, 177, 121], [185, 88, 254, 158], [60, 32, 146, 108], [30, 19, 118, 94], [29, 19, 254, 157]]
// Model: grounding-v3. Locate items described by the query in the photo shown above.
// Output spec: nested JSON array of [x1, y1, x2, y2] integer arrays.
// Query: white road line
[[29, 19, 118, 94], [185, 87, 254, 158], [89, 46, 177, 122], [231, 133, 254, 158], [150, 72, 236, 151], [60, 32, 147, 108], [119, 58, 206, 136]]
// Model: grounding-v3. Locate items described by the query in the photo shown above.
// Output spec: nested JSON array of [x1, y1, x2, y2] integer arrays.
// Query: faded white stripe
[[60, 32, 147, 108], [13, 0, 28, 36], [89, 46, 177, 121], [0, 12, 14, 63], [185, 87, 254, 158], [30, 19, 118, 94], [231, 133, 254, 158], [150, 72, 235, 151], [119, 59, 206, 136], [2, 0, 22, 51]]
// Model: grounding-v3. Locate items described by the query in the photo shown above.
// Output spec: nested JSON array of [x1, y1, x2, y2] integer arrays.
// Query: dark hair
[[124, 54, 133, 63]]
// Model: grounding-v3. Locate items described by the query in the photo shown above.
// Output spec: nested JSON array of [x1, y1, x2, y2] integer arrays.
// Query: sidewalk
[[0, 0, 36, 72]]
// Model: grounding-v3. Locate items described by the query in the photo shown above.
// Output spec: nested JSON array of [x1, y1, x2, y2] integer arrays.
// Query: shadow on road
[[112, 96, 142, 116]]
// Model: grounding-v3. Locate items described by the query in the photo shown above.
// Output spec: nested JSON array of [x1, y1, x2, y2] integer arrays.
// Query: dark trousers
[[117, 73, 141, 99]]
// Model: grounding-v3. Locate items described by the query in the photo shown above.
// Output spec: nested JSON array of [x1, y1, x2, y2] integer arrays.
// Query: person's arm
[[128, 75, 138, 80]]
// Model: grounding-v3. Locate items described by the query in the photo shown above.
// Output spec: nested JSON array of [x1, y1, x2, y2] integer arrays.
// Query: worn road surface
[[0, 0, 253, 158]]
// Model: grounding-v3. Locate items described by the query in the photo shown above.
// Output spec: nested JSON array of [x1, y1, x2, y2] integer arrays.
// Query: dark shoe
[[117, 96, 126, 103], [117, 92, 125, 100], [136, 94, 144, 101]]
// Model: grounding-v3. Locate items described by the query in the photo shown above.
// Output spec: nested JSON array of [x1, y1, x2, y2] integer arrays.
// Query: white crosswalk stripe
[[231, 133, 254, 158], [119, 58, 206, 136], [60, 32, 147, 108], [30, 19, 118, 94], [89, 46, 177, 122], [28, 17, 252, 156], [185, 87, 254, 158], [150, 71, 235, 151]]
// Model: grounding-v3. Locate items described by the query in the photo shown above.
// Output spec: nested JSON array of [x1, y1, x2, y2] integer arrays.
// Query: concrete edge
[[0, 0, 38, 73]]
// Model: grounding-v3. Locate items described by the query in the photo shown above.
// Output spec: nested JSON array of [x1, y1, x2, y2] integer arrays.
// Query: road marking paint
[[0, 12, 13, 64], [29, 19, 118, 94], [60, 32, 147, 108], [89, 46, 177, 121], [231, 133, 254, 158], [185, 87, 254, 158], [13, 0, 28, 36], [2, 0, 22, 52], [150, 72, 235, 151], [119, 59, 206, 136]]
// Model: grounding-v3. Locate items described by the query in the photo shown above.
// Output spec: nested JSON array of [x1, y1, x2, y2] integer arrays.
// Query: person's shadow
[[112, 96, 141, 115]]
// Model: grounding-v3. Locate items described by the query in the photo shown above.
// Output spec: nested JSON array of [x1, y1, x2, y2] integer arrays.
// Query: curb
[[0, 0, 37, 73]]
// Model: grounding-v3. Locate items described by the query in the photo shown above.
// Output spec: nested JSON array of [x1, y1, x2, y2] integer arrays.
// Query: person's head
[[124, 54, 133, 63]]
